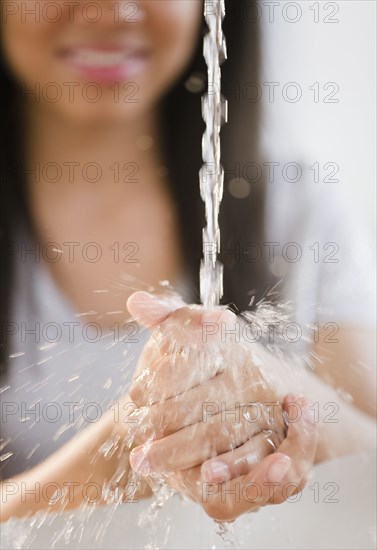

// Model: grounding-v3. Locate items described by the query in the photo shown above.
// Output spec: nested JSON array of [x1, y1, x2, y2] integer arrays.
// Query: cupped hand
[[125, 291, 318, 521]]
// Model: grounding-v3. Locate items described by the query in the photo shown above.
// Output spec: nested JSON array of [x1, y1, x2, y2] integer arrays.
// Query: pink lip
[[58, 44, 149, 83]]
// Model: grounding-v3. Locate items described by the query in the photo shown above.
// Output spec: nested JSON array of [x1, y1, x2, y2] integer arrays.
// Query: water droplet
[[228, 177, 251, 199], [185, 72, 206, 93]]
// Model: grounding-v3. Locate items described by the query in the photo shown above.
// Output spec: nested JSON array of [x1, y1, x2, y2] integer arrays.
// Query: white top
[[0, 180, 375, 479]]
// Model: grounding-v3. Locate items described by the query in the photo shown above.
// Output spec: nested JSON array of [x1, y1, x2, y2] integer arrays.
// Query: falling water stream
[[199, 0, 227, 308], [199, 2, 240, 546]]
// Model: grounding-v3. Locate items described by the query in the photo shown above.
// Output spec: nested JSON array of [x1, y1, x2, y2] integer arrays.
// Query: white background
[[259, 0, 376, 237]]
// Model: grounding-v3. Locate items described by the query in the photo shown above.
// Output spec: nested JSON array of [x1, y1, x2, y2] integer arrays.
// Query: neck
[[25, 103, 166, 196]]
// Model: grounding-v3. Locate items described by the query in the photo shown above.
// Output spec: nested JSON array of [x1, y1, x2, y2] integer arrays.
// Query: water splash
[[214, 520, 240, 548], [200, 0, 228, 307]]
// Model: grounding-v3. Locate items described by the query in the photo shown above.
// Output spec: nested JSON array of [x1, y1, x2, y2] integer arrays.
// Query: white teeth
[[73, 50, 130, 68]]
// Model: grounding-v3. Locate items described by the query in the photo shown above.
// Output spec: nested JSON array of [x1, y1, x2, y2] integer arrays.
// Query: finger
[[166, 465, 202, 500], [126, 291, 187, 328], [264, 394, 318, 505], [129, 402, 286, 474], [199, 393, 316, 488], [129, 348, 223, 407], [211, 394, 316, 512], [127, 290, 230, 332], [200, 430, 281, 483], [130, 370, 236, 441], [129, 308, 238, 406], [128, 299, 212, 401], [171, 452, 291, 522], [205, 452, 292, 521], [165, 396, 316, 522], [130, 364, 284, 445]]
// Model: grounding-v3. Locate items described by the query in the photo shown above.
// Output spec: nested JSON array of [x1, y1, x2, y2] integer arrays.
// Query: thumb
[[126, 291, 186, 328]]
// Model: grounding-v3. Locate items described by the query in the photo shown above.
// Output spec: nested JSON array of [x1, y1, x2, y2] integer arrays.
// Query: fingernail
[[201, 460, 230, 482], [129, 447, 150, 475], [268, 455, 291, 483]]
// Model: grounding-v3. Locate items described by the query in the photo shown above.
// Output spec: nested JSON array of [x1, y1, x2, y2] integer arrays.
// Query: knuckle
[[262, 429, 282, 450], [204, 419, 225, 451], [128, 386, 137, 401], [145, 444, 161, 472], [271, 491, 287, 505]]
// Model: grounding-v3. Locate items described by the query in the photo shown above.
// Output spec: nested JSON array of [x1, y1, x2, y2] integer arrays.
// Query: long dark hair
[[0, 0, 273, 369]]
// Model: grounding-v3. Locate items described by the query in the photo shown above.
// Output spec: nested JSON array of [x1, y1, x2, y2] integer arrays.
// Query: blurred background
[[259, 0, 376, 237]]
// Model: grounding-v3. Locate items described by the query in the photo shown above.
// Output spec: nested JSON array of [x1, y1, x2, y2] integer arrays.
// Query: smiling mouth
[[68, 49, 147, 69], [58, 45, 150, 74]]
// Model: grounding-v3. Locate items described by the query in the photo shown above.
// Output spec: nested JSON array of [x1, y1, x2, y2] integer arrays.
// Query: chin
[[43, 98, 150, 127]]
